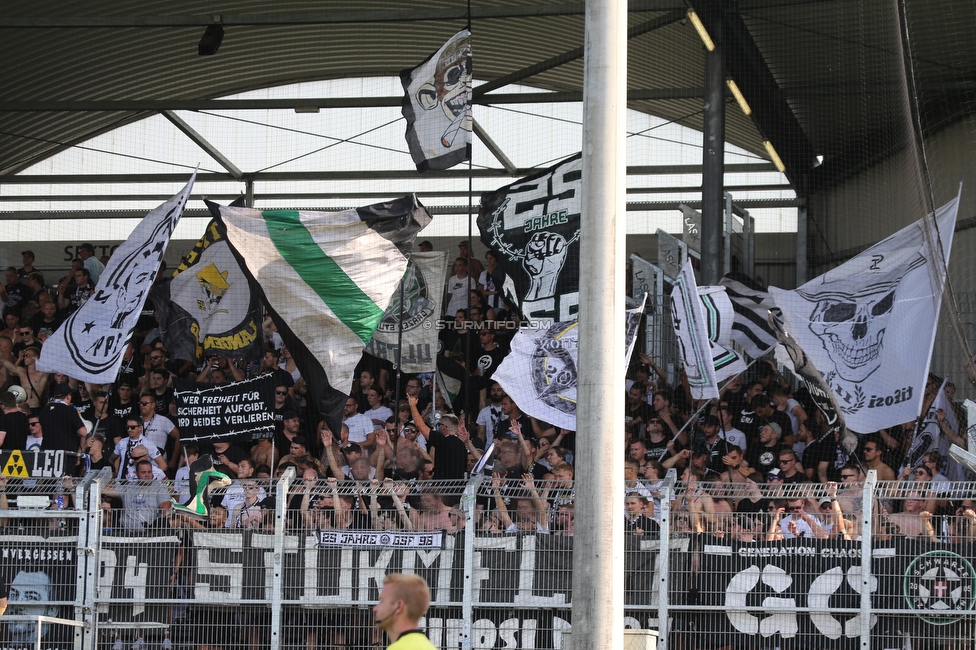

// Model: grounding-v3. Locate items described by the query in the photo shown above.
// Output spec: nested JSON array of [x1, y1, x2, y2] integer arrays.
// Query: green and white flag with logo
[[211, 195, 432, 434]]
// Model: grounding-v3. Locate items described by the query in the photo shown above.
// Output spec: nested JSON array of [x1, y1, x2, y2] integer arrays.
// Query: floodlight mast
[[574, 0, 628, 649]]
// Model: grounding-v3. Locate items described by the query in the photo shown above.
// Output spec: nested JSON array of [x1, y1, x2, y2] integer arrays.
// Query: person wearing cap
[[418, 240, 433, 252], [17, 250, 43, 288], [699, 414, 732, 475], [273, 409, 303, 464], [443, 257, 471, 319], [39, 382, 88, 455], [744, 420, 787, 479]]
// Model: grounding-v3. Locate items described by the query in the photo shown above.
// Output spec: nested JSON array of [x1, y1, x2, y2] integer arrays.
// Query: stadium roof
[[0, 0, 972, 199]]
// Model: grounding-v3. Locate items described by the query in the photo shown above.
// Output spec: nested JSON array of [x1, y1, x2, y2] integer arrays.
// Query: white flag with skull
[[769, 192, 960, 434]]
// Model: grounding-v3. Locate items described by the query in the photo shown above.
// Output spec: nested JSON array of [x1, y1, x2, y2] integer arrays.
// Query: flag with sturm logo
[[210, 195, 432, 435]]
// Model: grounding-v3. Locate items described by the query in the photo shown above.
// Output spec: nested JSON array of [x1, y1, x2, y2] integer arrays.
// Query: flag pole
[[393, 268, 406, 419]]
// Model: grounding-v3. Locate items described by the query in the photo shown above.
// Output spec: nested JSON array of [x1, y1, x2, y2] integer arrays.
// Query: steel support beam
[[0, 88, 704, 112], [0, 163, 775, 185], [161, 110, 243, 180], [700, 20, 725, 285]]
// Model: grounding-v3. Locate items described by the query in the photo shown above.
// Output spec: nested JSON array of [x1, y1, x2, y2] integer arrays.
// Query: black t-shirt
[[745, 443, 786, 478], [208, 443, 247, 477], [0, 411, 29, 451], [426, 429, 467, 481], [644, 438, 670, 463], [624, 401, 654, 432], [108, 397, 137, 423], [38, 401, 85, 454], [90, 415, 125, 445], [475, 347, 506, 381], [802, 434, 837, 480]]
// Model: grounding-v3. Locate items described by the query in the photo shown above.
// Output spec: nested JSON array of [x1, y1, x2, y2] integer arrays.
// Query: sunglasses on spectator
[[914, 470, 929, 476], [139, 400, 154, 406], [28, 422, 40, 427], [840, 473, 858, 479], [275, 391, 288, 396], [778, 459, 794, 465], [789, 506, 804, 511], [127, 424, 141, 429]]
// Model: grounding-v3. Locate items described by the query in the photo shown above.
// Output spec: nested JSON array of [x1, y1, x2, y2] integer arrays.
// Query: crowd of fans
[[0, 242, 974, 542]]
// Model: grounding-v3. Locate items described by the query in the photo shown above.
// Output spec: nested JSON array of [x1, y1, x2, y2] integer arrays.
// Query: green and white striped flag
[[210, 195, 432, 434]]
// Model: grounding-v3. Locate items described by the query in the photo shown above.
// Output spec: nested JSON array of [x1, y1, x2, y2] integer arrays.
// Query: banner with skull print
[[491, 300, 645, 431], [478, 153, 582, 323], [769, 193, 960, 434], [400, 29, 472, 172]]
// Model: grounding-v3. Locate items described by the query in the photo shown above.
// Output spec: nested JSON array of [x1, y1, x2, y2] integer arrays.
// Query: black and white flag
[[37, 173, 195, 382], [365, 251, 448, 373], [719, 271, 780, 359], [492, 299, 645, 431], [769, 192, 960, 434], [400, 29, 472, 172], [478, 153, 582, 323]]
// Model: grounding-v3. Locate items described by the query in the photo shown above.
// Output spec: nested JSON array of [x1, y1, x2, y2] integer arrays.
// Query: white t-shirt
[[444, 274, 472, 317], [113, 436, 163, 478], [366, 405, 393, 430], [477, 405, 507, 447], [344, 413, 374, 444], [142, 414, 176, 454], [721, 427, 748, 451], [222, 481, 268, 527]]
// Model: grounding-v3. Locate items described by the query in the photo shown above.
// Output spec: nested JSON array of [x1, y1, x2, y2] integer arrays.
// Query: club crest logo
[[530, 321, 578, 415], [904, 550, 975, 625], [373, 259, 435, 334]]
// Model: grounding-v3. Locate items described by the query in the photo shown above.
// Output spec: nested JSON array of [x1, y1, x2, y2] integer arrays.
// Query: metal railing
[[0, 469, 973, 649]]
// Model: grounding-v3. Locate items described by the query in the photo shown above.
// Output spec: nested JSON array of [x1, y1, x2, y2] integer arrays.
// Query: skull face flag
[[769, 190, 960, 434], [400, 29, 472, 172]]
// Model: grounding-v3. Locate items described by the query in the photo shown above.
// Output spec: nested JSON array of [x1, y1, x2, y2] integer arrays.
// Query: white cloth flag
[[492, 301, 645, 431], [769, 192, 960, 434], [38, 173, 195, 382], [366, 251, 448, 373], [213, 195, 432, 436], [400, 29, 472, 171], [698, 285, 748, 384], [671, 261, 719, 400]]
